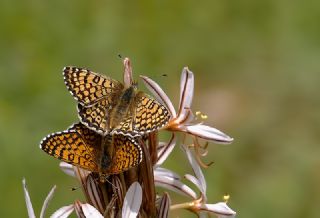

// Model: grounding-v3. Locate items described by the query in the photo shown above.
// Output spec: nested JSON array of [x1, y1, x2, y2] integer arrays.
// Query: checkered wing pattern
[[77, 100, 111, 134], [63, 66, 170, 136], [112, 92, 171, 137], [63, 66, 123, 106], [40, 123, 102, 172], [108, 135, 143, 174]]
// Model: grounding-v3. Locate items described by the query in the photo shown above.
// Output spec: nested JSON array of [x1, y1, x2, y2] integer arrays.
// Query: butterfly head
[[131, 80, 138, 90]]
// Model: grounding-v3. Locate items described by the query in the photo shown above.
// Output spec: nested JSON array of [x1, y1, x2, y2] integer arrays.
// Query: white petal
[[40, 185, 57, 218], [74, 166, 91, 185], [81, 203, 103, 218], [157, 141, 167, 151], [199, 202, 236, 216], [123, 57, 133, 88], [177, 67, 194, 122], [154, 175, 197, 199], [186, 124, 233, 143], [140, 75, 176, 117], [50, 204, 74, 218], [154, 167, 180, 180], [182, 146, 206, 195], [184, 174, 203, 194], [59, 162, 75, 177], [156, 133, 176, 166], [122, 182, 142, 218], [22, 179, 36, 218]]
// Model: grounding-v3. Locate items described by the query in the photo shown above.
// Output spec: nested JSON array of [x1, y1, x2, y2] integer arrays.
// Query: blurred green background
[[1, 0, 319, 217]]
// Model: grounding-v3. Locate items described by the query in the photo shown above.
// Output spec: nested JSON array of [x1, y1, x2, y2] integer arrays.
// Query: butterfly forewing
[[40, 123, 102, 172], [63, 67, 123, 106]]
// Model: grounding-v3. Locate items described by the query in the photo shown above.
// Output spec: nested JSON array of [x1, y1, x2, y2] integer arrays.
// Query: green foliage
[[1, 0, 319, 217]]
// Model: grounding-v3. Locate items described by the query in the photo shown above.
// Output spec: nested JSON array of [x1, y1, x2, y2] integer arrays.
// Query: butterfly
[[40, 123, 143, 177], [63, 66, 171, 137]]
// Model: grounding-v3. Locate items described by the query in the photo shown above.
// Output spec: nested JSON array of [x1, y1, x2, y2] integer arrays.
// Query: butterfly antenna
[[147, 73, 169, 80], [98, 174, 119, 191], [105, 178, 119, 191], [70, 186, 80, 191]]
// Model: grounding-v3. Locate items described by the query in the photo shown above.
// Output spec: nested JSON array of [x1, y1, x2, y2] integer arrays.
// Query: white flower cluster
[[23, 62, 236, 218]]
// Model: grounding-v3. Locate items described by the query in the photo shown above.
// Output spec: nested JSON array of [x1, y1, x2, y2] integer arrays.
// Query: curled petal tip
[[40, 185, 57, 218], [22, 179, 36, 218], [183, 66, 189, 71], [186, 124, 233, 144], [200, 202, 236, 216], [178, 67, 194, 120]]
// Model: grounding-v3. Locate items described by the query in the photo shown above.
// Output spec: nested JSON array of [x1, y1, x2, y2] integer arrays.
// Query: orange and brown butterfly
[[63, 66, 171, 137], [39, 123, 143, 176]]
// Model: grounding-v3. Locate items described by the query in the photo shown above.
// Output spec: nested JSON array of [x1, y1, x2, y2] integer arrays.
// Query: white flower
[[141, 67, 233, 144], [122, 182, 143, 218], [59, 162, 143, 218], [23, 178, 105, 218], [51, 201, 104, 218], [23, 178, 56, 218], [182, 145, 236, 217], [152, 145, 236, 217], [141, 67, 233, 167], [34, 59, 236, 218]]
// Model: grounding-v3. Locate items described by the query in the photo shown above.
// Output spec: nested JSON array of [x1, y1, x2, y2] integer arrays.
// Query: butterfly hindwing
[[108, 135, 143, 174], [77, 100, 110, 134], [112, 92, 171, 137], [133, 92, 171, 133]]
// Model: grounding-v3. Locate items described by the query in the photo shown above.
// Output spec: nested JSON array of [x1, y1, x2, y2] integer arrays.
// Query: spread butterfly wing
[[112, 92, 171, 137], [133, 93, 171, 132], [77, 100, 111, 134], [108, 135, 143, 174], [40, 123, 102, 172], [63, 66, 124, 106]]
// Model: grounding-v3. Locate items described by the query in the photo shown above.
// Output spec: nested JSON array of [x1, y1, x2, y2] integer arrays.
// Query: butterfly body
[[64, 67, 171, 136], [40, 123, 143, 176], [109, 85, 137, 130]]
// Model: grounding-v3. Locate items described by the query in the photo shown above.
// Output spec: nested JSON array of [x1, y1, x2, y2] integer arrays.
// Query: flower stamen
[[195, 111, 208, 120], [223, 194, 230, 203]]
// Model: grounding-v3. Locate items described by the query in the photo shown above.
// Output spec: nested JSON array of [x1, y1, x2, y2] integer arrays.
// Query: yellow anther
[[223, 194, 230, 203], [201, 114, 208, 119]]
